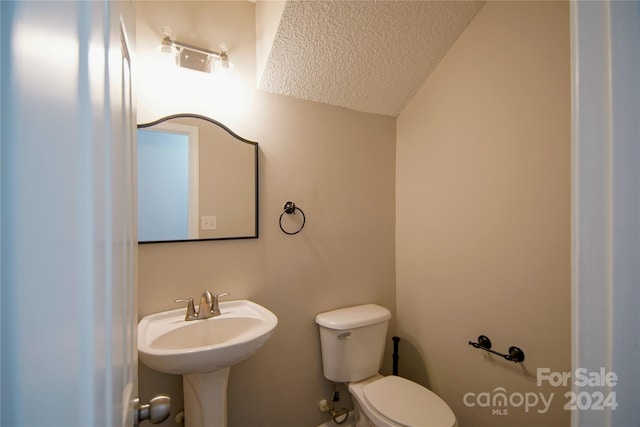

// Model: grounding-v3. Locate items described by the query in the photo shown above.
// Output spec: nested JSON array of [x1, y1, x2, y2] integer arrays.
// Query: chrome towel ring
[[279, 201, 306, 235]]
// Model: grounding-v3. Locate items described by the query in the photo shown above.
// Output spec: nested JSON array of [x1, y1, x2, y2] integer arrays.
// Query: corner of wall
[[255, 0, 286, 87]]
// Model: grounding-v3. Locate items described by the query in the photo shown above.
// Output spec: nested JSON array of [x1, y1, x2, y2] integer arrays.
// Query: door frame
[[570, 1, 640, 426]]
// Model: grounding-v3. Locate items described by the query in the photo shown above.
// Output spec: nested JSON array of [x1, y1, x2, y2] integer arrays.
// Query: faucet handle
[[175, 298, 197, 321], [211, 292, 230, 316]]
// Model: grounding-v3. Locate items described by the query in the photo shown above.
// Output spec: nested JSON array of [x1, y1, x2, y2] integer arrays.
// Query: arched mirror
[[137, 114, 258, 243]]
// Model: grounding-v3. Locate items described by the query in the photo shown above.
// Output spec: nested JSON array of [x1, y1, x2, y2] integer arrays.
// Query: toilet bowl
[[349, 375, 457, 427], [316, 304, 457, 427]]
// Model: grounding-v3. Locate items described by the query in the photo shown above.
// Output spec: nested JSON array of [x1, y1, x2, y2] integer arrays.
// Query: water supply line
[[330, 386, 349, 425], [322, 385, 349, 425], [329, 407, 349, 424], [329, 406, 349, 424]]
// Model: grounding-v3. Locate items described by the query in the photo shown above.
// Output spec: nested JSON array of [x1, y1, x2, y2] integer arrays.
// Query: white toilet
[[316, 304, 457, 427]]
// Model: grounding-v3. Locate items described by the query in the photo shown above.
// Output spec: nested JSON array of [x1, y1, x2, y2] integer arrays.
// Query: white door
[[1, 1, 138, 425], [571, 1, 640, 426]]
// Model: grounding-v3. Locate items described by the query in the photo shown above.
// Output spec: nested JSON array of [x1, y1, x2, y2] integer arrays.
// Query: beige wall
[[396, 2, 571, 427], [137, 1, 571, 426], [136, 2, 396, 427]]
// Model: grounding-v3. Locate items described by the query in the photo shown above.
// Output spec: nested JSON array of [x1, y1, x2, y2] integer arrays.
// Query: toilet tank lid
[[315, 304, 391, 330]]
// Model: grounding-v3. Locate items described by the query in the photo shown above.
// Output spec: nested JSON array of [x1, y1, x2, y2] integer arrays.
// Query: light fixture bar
[[172, 40, 223, 60], [173, 41, 219, 73], [158, 26, 232, 75]]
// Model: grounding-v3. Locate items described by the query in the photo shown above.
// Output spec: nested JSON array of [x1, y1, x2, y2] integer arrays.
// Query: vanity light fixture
[[157, 26, 234, 76]]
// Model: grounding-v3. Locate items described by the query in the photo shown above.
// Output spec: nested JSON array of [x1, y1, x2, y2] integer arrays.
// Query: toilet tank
[[315, 304, 391, 382]]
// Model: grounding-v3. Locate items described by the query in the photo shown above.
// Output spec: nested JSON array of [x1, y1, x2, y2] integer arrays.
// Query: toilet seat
[[362, 376, 456, 427]]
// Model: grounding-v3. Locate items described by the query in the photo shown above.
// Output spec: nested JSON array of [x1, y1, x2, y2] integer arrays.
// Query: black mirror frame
[[137, 113, 258, 243]]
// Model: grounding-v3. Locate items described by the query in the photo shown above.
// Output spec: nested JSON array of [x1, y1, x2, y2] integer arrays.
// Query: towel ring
[[279, 201, 306, 235]]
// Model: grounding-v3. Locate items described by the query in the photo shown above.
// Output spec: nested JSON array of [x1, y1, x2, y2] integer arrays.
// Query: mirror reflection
[[137, 114, 258, 243]]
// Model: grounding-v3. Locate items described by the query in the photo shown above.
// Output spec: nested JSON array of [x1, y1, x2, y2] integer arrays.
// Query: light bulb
[[156, 26, 180, 67], [214, 44, 234, 80]]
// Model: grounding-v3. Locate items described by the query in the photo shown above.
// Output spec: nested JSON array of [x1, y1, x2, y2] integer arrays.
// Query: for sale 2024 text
[[537, 367, 618, 411]]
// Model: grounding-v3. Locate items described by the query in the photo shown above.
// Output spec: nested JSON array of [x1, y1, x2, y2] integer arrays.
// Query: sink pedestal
[[183, 368, 230, 427], [138, 300, 278, 426]]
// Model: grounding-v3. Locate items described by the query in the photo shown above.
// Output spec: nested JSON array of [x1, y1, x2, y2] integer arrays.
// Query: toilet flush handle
[[337, 332, 351, 340]]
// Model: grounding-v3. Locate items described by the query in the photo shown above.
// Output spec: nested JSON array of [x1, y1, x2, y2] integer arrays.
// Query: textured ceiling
[[258, 1, 485, 117]]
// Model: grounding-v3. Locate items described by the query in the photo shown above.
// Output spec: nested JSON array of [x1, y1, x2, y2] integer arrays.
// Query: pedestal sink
[[138, 300, 278, 427]]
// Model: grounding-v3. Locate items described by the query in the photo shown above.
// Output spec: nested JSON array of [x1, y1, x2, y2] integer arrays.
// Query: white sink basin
[[138, 299, 278, 375]]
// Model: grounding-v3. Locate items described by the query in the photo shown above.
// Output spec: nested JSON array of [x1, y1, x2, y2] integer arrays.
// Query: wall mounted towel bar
[[468, 335, 525, 363]]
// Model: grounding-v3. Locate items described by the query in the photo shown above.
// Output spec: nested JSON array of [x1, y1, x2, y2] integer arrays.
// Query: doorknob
[[134, 394, 171, 425]]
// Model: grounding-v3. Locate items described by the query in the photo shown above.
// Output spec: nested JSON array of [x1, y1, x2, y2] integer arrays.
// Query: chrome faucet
[[175, 291, 230, 321]]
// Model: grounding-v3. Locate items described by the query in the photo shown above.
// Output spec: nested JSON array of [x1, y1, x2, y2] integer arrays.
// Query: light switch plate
[[201, 215, 217, 230]]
